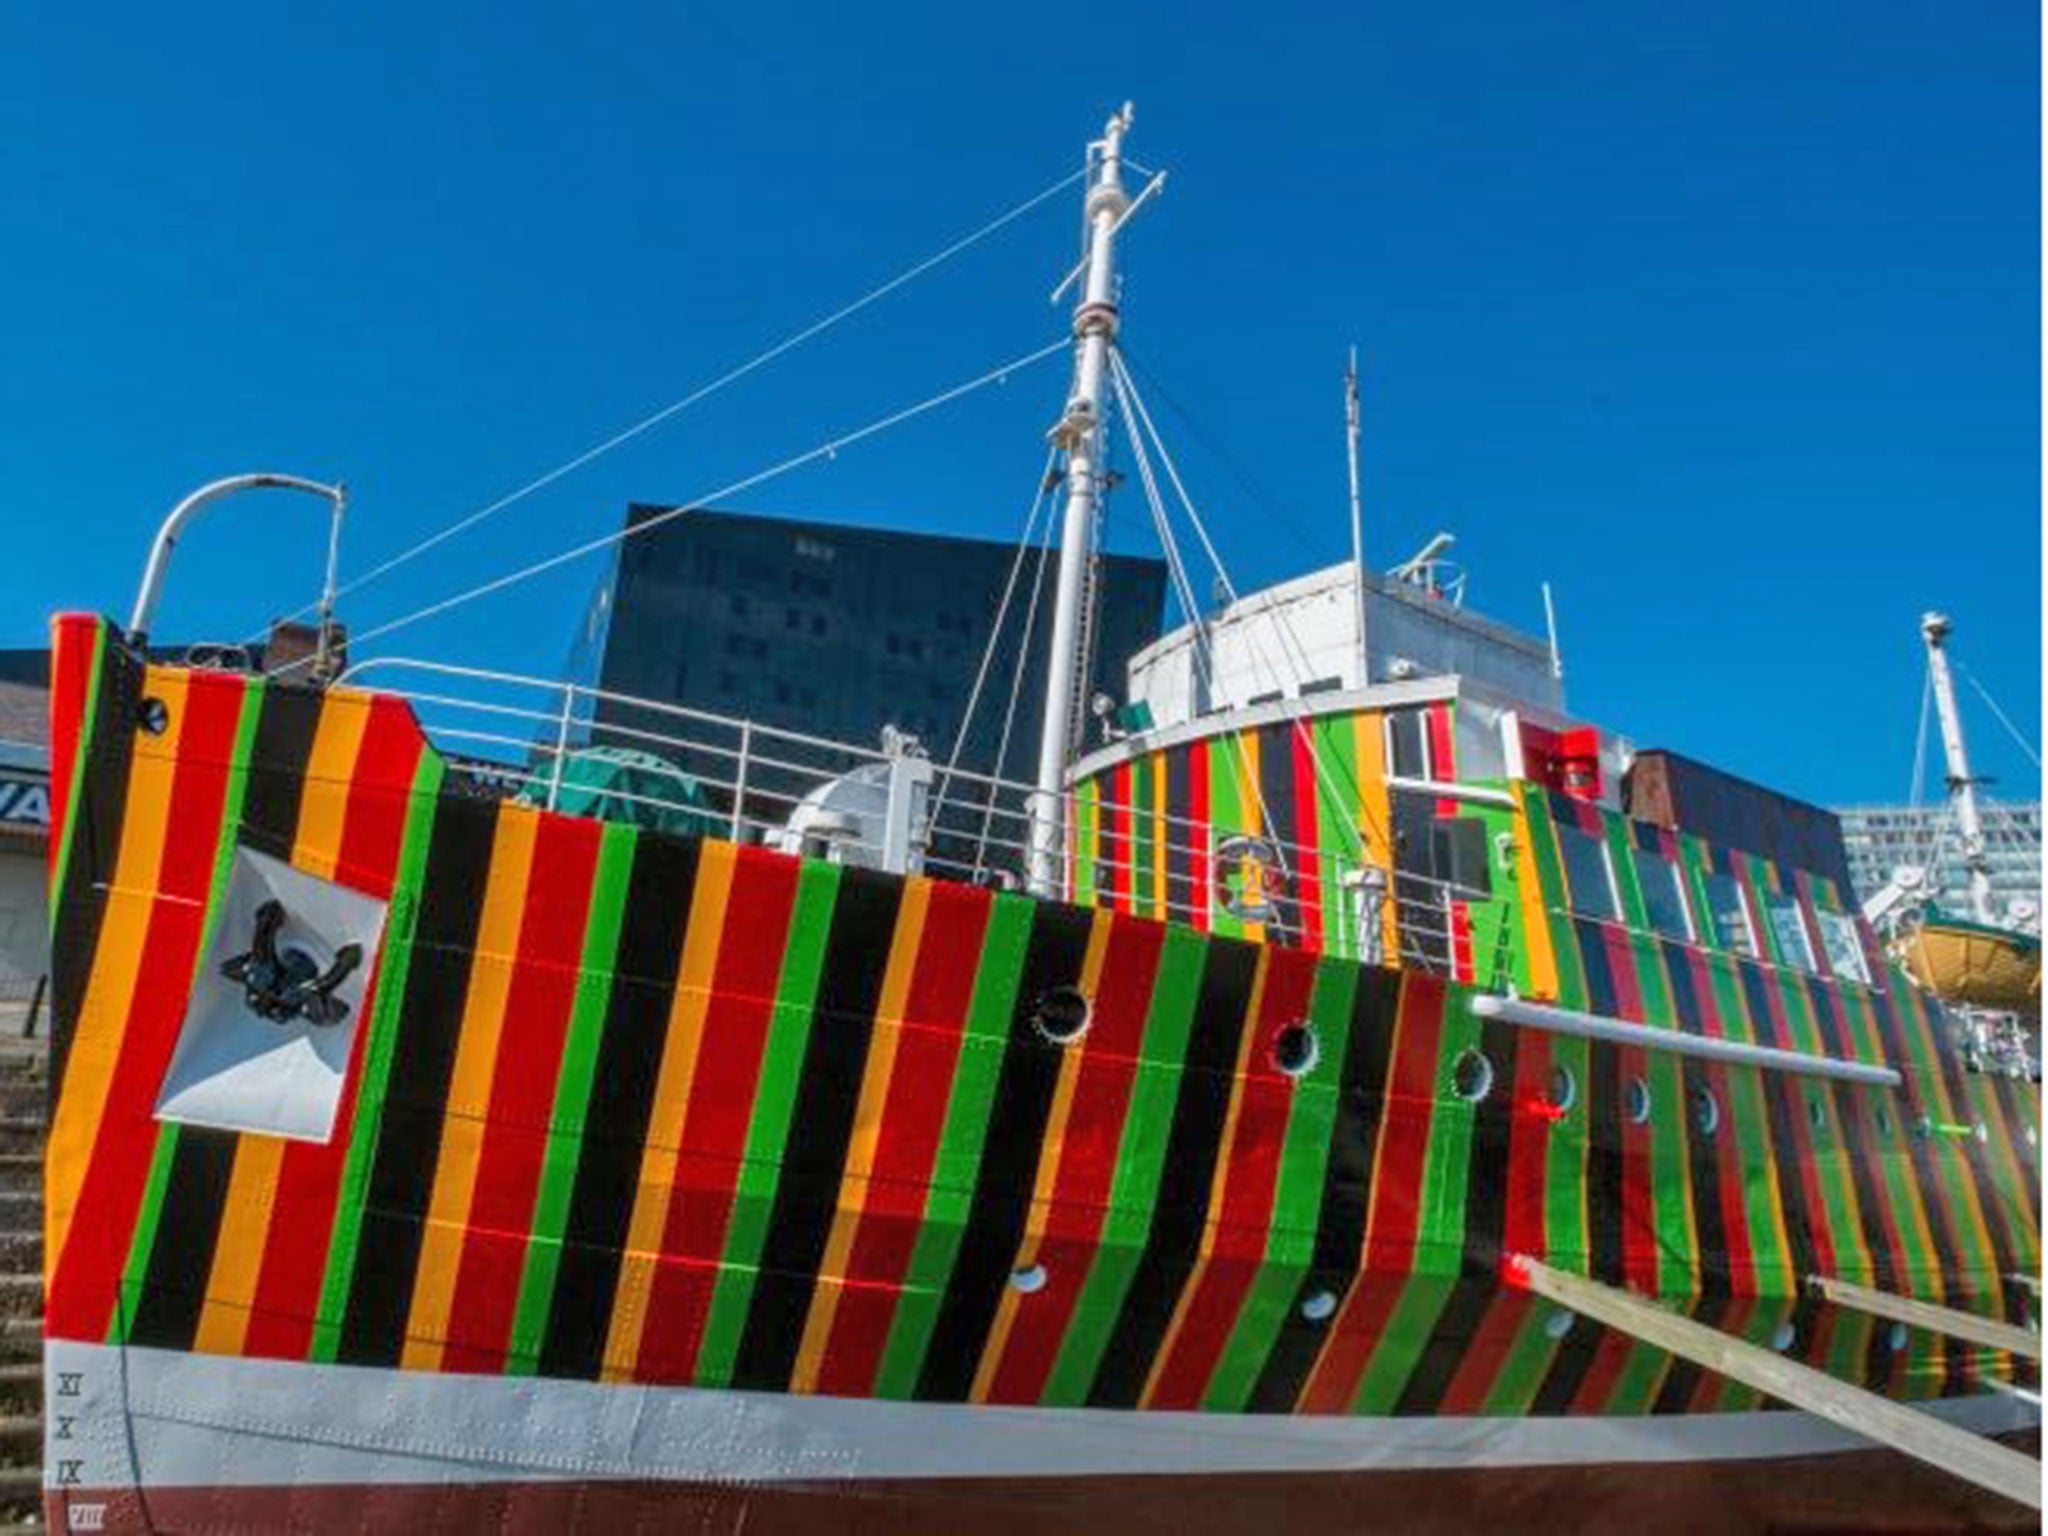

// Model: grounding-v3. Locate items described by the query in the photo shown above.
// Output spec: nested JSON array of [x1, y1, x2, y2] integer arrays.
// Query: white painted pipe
[[1470, 993, 1901, 1089]]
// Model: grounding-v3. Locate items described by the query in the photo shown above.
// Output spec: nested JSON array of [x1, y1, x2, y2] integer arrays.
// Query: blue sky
[[3, 1, 2038, 808]]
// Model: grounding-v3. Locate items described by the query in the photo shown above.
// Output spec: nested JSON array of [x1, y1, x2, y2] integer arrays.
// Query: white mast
[[1028, 105, 1135, 897], [1345, 347, 1367, 684], [1921, 610, 1995, 922]]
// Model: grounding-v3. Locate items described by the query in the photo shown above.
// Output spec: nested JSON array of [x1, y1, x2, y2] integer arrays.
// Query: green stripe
[[1039, 922, 1206, 1405], [1201, 958, 1361, 1410], [1312, 716, 1361, 961], [691, 859, 841, 1385], [503, 819, 637, 1373], [310, 750, 448, 1362], [108, 675, 264, 1344], [1480, 1304, 1567, 1413], [871, 891, 1034, 1398]]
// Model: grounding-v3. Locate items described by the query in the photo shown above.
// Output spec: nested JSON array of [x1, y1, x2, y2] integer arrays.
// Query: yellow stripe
[[1138, 944, 1270, 1407], [399, 804, 541, 1370], [601, 841, 738, 1381], [1352, 712, 1399, 962], [1510, 783, 1560, 1000], [193, 692, 373, 1356], [969, 908, 1115, 1402], [47, 668, 192, 1277], [788, 877, 934, 1393]]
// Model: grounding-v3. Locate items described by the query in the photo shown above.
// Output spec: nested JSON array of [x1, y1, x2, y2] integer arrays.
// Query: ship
[[41, 108, 2041, 1533]]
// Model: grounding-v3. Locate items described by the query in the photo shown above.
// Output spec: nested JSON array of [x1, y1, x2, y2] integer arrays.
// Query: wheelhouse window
[[1557, 824, 1619, 922], [1702, 870, 1758, 957], [1814, 908, 1872, 985], [1634, 848, 1694, 941], [1761, 890, 1817, 972]]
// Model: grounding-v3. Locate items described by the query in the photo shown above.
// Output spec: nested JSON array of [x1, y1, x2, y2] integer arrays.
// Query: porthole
[[1544, 1308, 1575, 1341], [136, 695, 170, 735], [1274, 1024, 1320, 1080], [1887, 1322, 1909, 1352], [1770, 1320, 1796, 1353], [1032, 986, 1091, 1046], [1624, 1078, 1652, 1125], [1807, 1094, 1826, 1132], [1452, 1049, 1495, 1104], [1874, 1103, 1893, 1138], [2025, 1124, 2038, 1149], [1912, 1113, 1932, 1142], [1691, 1086, 1720, 1139], [1009, 1263, 1048, 1295], [1547, 1066, 1578, 1115], [1973, 1121, 1989, 1145], [1300, 1289, 1338, 1323]]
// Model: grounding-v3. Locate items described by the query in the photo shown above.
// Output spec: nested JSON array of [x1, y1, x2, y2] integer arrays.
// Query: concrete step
[[0, 1159, 37, 1200], [0, 1197, 37, 1239], [0, 1465, 37, 1524], [0, 1086, 44, 1125], [0, 1366, 38, 1415], [0, 1232, 40, 1274], [0, 1415, 36, 1467], [0, 1123, 41, 1160]]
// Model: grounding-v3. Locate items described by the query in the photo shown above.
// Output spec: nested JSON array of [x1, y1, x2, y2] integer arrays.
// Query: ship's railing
[[339, 658, 1508, 979]]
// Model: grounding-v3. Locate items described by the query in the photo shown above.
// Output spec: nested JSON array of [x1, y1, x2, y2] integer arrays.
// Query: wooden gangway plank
[[1808, 1274, 2040, 1362], [1508, 1255, 2040, 1512]]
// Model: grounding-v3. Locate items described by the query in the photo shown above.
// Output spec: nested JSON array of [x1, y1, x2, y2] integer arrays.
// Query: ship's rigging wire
[[258, 165, 1089, 638], [1910, 663, 1933, 806], [293, 339, 1070, 666], [1112, 347, 1392, 873], [1956, 661, 2043, 774], [971, 506, 1056, 887], [929, 444, 1059, 827]]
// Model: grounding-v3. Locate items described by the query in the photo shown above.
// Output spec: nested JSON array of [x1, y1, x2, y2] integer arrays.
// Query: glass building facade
[[578, 505, 1167, 784], [1836, 800, 2043, 921]]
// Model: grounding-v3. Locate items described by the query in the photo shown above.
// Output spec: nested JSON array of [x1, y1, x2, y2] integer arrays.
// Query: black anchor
[[220, 899, 363, 1026]]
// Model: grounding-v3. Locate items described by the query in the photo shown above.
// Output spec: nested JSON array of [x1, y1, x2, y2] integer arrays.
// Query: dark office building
[[577, 506, 1167, 783]]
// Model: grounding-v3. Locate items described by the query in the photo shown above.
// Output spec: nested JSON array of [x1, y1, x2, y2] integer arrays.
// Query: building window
[[810, 614, 827, 638], [1557, 824, 1619, 922], [1762, 890, 1817, 972], [732, 593, 751, 619], [1634, 848, 1693, 941], [1814, 909, 1871, 985], [1702, 870, 1757, 957]]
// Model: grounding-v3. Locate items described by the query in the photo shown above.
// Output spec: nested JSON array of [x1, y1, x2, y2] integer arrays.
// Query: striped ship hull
[[42, 615, 2040, 1532]]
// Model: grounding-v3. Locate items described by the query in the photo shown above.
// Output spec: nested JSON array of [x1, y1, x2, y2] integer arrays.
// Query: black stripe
[[536, 833, 702, 1379], [1862, 987, 1966, 1297], [1247, 965, 1401, 1412], [123, 1129, 238, 1347], [1085, 936, 1260, 1407], [1529, 1320, 1607, 1415], [1577, 926, 1626, 1285], [1257, 721, 1297, 942], [49, 633, 142, 1109], [914, 899, 1098, 1402], [730, 867, 904, 1390], [1800, 975, 1897, 1293], [126, 682, 324, 1350], [335, 792, 501, 1366], [1393, 1005, 1519, 1416], [1662, 947, 1730, 1298], [1652, 1293, 1729, 1412], [1733, 961, 1820, 1286], [1165, 746, 1193, 922], [1991, 1074, 2041, 1224]]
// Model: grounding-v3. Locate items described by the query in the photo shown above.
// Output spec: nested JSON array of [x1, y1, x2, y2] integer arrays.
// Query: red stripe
[[1568, 1327, 1640, 1413], [813, 882, 992, 1396], [1617, 1043, 1661, 1294], [1189, 746, 1211, 932], [634, 846, 798, 1383], [1110, 761, 1132, 910], [1142, 945, 1320, 1409], [1437, 1290, 1533, 1413], [1425, 703, 1455, 778], [48, 670, 252, 1340], [45, 615, 100, 881], [242, 695, 426, 1359], [1684, 950, 1757, 1294], [438, 812, 604, 1373], [981, 917, 1166, 1404], [1289, 730, 1323, 952], [1503, 1032, 1553, 1261], [1297, 1269, 1408, 1414]]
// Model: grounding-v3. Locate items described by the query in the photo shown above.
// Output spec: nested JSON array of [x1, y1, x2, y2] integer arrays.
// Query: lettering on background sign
[[0, 779, 50, 828], [67, 1505, 106, 1532]]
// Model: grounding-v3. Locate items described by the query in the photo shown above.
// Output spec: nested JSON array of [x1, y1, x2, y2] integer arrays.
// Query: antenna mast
[[1028, 105, 1136, 897], [1921, 610, 1995, 922], [1346, 347, 1367, 683]]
